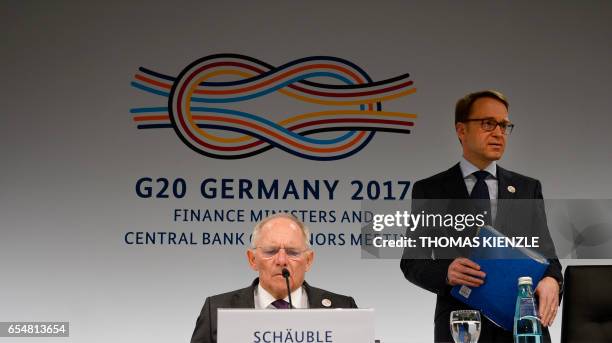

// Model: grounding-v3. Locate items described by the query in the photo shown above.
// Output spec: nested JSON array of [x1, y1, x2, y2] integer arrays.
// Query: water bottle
[[513, 276, 543, 343]]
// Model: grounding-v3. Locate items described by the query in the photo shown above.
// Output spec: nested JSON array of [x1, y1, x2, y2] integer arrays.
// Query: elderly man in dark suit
[[191, 213, 358, 343], [400, 90, 563, 342]]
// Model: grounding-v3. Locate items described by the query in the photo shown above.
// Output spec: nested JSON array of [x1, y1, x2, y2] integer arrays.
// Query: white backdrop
[[2, 1, 611, 342]]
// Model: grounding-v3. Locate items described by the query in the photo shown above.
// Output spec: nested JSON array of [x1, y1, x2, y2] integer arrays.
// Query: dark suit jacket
[[400, 163, 563, 343], [190, 278, 358, 343]]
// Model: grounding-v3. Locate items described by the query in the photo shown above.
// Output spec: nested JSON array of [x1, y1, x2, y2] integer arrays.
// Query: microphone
[[281, 268, 293, 309]]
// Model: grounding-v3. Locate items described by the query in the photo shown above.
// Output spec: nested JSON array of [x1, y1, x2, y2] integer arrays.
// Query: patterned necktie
[[471, 170, 491, 225], [271, 299, 291, 309]]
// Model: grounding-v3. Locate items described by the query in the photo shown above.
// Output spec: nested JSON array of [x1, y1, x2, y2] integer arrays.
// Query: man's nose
[[491, 124, 504, 137], [275, 248, 289, 265]]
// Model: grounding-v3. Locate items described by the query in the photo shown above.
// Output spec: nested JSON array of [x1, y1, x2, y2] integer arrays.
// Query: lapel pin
[[322, 298, 332, 307], [507, 186, 516, 193]]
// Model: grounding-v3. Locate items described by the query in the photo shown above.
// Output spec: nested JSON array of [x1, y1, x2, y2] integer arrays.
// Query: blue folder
[[450, 226, 549, 331]]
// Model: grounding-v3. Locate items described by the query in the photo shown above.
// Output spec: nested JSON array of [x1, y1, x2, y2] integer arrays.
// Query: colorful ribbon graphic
[[131, 54, 417, 160]]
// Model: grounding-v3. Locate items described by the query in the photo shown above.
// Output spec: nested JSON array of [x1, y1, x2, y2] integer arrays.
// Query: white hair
[[250, 213, 311, 249]]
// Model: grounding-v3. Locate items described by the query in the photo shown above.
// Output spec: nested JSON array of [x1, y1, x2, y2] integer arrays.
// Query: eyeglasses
[[463, 118, 515, 135], [256, 246, 309, 260]]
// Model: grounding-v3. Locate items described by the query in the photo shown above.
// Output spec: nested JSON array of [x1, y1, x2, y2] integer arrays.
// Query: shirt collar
[[256, 283, 305, 309], [460, 156, 497, 179]]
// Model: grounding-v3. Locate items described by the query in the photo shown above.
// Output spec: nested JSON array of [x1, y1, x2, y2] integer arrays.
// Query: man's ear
[[304, 250, 315, 272], [247, 249, 258, 271], [456, 122, 465, 145]]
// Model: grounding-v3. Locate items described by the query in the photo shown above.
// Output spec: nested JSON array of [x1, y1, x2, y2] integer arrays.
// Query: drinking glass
[[450, 310, 481, 343]]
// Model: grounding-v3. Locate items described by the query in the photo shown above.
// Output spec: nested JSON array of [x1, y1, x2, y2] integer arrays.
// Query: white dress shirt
[[459, 156, 498, 223], [254, 283, 309, 309]]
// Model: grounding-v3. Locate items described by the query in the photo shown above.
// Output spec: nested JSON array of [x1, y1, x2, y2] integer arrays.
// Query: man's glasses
[[256, 246, 308, 260], [463, 118, 515, 135]]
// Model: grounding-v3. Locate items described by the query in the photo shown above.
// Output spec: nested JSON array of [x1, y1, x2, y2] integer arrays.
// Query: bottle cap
[[518, 276, 533, 285]]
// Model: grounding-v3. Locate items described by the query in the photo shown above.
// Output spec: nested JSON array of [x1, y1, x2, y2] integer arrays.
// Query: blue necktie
[[471, 170, 491, 225]]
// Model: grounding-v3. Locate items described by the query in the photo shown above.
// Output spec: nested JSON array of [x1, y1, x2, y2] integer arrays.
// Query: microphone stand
[[282, 268, 293, 309]]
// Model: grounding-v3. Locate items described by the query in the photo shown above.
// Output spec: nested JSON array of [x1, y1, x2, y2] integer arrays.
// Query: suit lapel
[[497, 166, 516, 200], [303, 281, 323, 308], [495, 166, 516, 231], [440, 164, 476, 253], [443, 163, 470, 199]]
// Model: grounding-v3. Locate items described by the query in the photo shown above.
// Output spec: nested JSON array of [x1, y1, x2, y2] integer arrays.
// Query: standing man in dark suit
[[400, 90, 563, 342], [191, 213, 358, 343]]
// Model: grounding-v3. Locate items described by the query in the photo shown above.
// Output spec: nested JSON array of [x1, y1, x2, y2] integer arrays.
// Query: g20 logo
[[131, 54, 416, 160]]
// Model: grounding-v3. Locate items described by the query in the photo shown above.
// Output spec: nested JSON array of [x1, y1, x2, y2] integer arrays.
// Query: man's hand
[[446, 258, 486, 287], [535, 276, 560, 327]]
